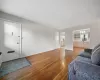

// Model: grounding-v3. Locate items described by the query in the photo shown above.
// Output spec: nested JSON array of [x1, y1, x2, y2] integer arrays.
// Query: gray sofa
[[68, 48, 100, 80]]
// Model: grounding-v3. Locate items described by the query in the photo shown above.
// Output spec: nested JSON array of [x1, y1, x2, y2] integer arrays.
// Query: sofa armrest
[[84, 48, 92, 53], [74, 61, 100, 80]]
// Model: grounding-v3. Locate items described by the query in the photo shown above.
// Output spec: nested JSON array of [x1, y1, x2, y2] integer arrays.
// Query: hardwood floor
[[73, 47, 84, 55], [0, 48, 83, 80]]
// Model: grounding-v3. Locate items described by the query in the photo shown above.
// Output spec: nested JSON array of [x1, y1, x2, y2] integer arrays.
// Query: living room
[[0, 0, 100, 80]]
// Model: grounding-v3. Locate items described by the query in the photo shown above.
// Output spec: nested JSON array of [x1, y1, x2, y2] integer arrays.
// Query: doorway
[[0, 19, 22, 62], [55, 31, 66, 60], [73, 28, 90, 55]]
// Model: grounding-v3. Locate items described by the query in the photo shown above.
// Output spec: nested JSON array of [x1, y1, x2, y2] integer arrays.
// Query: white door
[[0, 20, 21, 62], [0, 19, 3, 64]]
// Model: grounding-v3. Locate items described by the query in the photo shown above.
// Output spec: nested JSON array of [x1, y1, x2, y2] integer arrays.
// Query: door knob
[[17, 42, 20, 44]]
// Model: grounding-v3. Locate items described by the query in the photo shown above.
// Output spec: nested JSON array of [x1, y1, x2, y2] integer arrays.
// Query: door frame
[[0, 18, 22, 61]]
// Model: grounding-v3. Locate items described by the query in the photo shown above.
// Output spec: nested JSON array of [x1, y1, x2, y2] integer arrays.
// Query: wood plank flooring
[[0, 48, 83, 80]]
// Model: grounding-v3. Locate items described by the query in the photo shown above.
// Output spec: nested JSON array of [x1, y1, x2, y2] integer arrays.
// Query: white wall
[[0, 11, 58, 61], [62, 20, 100, 50], [21, 22, 57, 57]]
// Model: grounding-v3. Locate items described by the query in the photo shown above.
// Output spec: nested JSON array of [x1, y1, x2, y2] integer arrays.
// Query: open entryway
[[73, 28, 90, 55]]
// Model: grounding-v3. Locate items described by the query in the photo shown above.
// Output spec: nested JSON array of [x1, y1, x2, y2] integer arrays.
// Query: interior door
[[0, 20, 21, 62], [0, 19, 3, 64]]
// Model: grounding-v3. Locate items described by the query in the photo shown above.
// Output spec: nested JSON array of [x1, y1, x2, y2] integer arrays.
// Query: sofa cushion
[[78, 51, 91, 59], [91, 46, 100, 65]]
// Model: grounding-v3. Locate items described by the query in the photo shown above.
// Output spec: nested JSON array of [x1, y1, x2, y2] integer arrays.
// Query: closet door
[[0, 19, 22, 62]]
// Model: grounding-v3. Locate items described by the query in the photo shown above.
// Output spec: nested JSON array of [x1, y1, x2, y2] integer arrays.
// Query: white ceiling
[[0, 0, 100, 29]]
